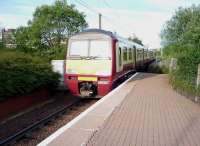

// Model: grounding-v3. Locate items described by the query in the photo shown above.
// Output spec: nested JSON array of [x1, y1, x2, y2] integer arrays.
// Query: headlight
[[66, 69, 77, 74], [96, 70, 111, 76]]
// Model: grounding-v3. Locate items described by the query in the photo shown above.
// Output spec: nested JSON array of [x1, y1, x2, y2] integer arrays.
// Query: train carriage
[[64, 29, 155, 97]]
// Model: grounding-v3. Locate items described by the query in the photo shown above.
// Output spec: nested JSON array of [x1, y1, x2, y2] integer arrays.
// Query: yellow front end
[[65, 59, 112, 97], [66, 59, 112, 77], [65, 31, 113, 97]]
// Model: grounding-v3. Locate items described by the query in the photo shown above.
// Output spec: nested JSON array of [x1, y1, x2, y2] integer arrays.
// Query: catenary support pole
[[99, 13, 102, 29]]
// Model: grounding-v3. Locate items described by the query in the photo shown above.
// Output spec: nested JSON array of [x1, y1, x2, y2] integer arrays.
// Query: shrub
[[0, 41, 4, 49], [147, 58, 169, 74], [0, 50, 60, 100], [37, 45, 67, 60], [170, 71, 196, 96], [161, 5, 200, 97], [168, 48, 200, 96]]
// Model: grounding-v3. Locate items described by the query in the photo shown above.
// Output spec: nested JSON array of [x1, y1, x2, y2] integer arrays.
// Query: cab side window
[[138, 50, 142, 60], [129, 48, 132, 60], [119, 47, 122, 66], [123, 47, 127, 61]]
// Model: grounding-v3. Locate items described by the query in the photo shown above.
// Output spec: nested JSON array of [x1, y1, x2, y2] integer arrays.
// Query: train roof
[[72, 28, 115, 38], [71, 29, 144, 49]]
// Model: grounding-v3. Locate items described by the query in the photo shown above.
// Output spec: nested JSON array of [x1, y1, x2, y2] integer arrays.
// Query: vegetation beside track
[[0, 50, 60, 100], [161, 5, 200, 97], [14, 0, 87, 60], [0, 1, 88, 100]]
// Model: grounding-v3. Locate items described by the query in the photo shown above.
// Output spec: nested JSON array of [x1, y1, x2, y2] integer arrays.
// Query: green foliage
[[161, 5, 200, 96], [14, 0, 87, 59], [166, 48, 200, 96], [148, 60, 169, 74], [162, 44, 191, 58], [0, 50, 60, 100], [161, 5, 200, 48], [36, 45, 67, 60], [128, 36, 143, 46], [14, 27, 36, 53], [148, 65, 164, 74], [169, 73, 196, 95], [0, 40, 4, 49]]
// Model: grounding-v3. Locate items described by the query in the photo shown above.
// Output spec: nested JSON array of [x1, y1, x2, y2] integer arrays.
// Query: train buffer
[[38, 73, 200, 146]]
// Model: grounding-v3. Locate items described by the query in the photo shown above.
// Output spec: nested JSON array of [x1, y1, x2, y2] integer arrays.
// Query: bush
[[14, 45, 67, 61], [168, 48, 200, 96], [148, 59, 170, 74], [170, 71, 196, 96], [0, 41, 4, 49], [0, 50, 60, 100], [37, 45, 67, 60], [161, 5, 200, 97]]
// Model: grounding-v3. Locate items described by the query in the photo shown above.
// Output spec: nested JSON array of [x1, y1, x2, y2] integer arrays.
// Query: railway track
[[0, 98, 81, 146]]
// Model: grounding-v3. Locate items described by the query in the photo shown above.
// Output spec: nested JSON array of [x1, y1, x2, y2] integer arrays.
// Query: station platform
[[38, 73, 200, 146]]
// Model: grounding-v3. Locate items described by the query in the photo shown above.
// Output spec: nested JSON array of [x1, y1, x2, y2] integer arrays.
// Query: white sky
[[1, 0, 200, 49]]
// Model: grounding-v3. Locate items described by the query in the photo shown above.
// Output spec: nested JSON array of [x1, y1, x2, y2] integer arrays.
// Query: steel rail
[[0, 98, 81, 146]]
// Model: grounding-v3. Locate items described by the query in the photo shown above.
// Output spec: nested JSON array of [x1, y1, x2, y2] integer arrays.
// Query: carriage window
[[137, 49, 141, 60], [133, 46, 136, 62], [90, 40, 111, 58], [129, 48, 132, 60], [119, 47, 122, 66], [123, 47, 127, 61], [69, 41, 88, 56]]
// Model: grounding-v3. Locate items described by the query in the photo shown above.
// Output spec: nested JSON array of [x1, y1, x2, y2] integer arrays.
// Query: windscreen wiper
[[80, 56, 92, 60], [90, 56, 111, 60]]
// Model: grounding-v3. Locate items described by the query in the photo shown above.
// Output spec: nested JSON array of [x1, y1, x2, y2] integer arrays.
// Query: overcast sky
[[1, 0, 200, 48]]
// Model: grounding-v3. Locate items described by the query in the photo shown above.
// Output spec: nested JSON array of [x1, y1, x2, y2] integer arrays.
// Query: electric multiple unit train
[[64, 29, 155, 97]]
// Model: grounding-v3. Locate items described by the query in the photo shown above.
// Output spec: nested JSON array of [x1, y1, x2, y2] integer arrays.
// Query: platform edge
[[37, 73, 139, 146]]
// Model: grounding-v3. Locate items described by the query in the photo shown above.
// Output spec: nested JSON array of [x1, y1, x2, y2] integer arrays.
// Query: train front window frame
[[90, 40, 111, 59], [69, 40, 89, 57], [69, 39, 111, 60]]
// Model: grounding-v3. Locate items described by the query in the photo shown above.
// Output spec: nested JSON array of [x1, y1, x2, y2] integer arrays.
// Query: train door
[[133, 46, 137, 69], [142, 48, 145, 65], [116, 43, 123, 72]]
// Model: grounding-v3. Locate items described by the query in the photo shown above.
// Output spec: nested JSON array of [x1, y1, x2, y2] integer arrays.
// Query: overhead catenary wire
[[74, 0, 100, 15], [70, 0, 147, 47], [101, 0, 121, 19], [72, 0, 130, 34], [99, 0, 131, 33], [102, 0, 112, 8]]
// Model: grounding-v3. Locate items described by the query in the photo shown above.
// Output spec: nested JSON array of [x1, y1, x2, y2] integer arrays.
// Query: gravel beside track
[[14, 98, 97, 146], [0, 92, 98, 146]]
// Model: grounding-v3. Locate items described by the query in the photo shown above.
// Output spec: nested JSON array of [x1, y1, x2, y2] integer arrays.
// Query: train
[[64, 29, 155, 97]]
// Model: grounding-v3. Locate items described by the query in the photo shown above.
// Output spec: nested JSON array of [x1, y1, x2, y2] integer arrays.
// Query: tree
[[161, 5, 200, 49], [14, 27, 33, 52], [15, 0, 87, 57], [128, 35, 143, 46], [30, 0, 87, 47], [161, 4, 200, 92], [0, 40, 4, 49]]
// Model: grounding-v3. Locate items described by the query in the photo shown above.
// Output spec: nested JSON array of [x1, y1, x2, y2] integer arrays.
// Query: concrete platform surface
[[86, 74, 200, 146], [38, 73, 138, 146], [39, 73, 200, 146]]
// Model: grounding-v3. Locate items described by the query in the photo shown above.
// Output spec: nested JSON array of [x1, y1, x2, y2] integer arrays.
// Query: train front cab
[[65, 31, 115, 97]]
